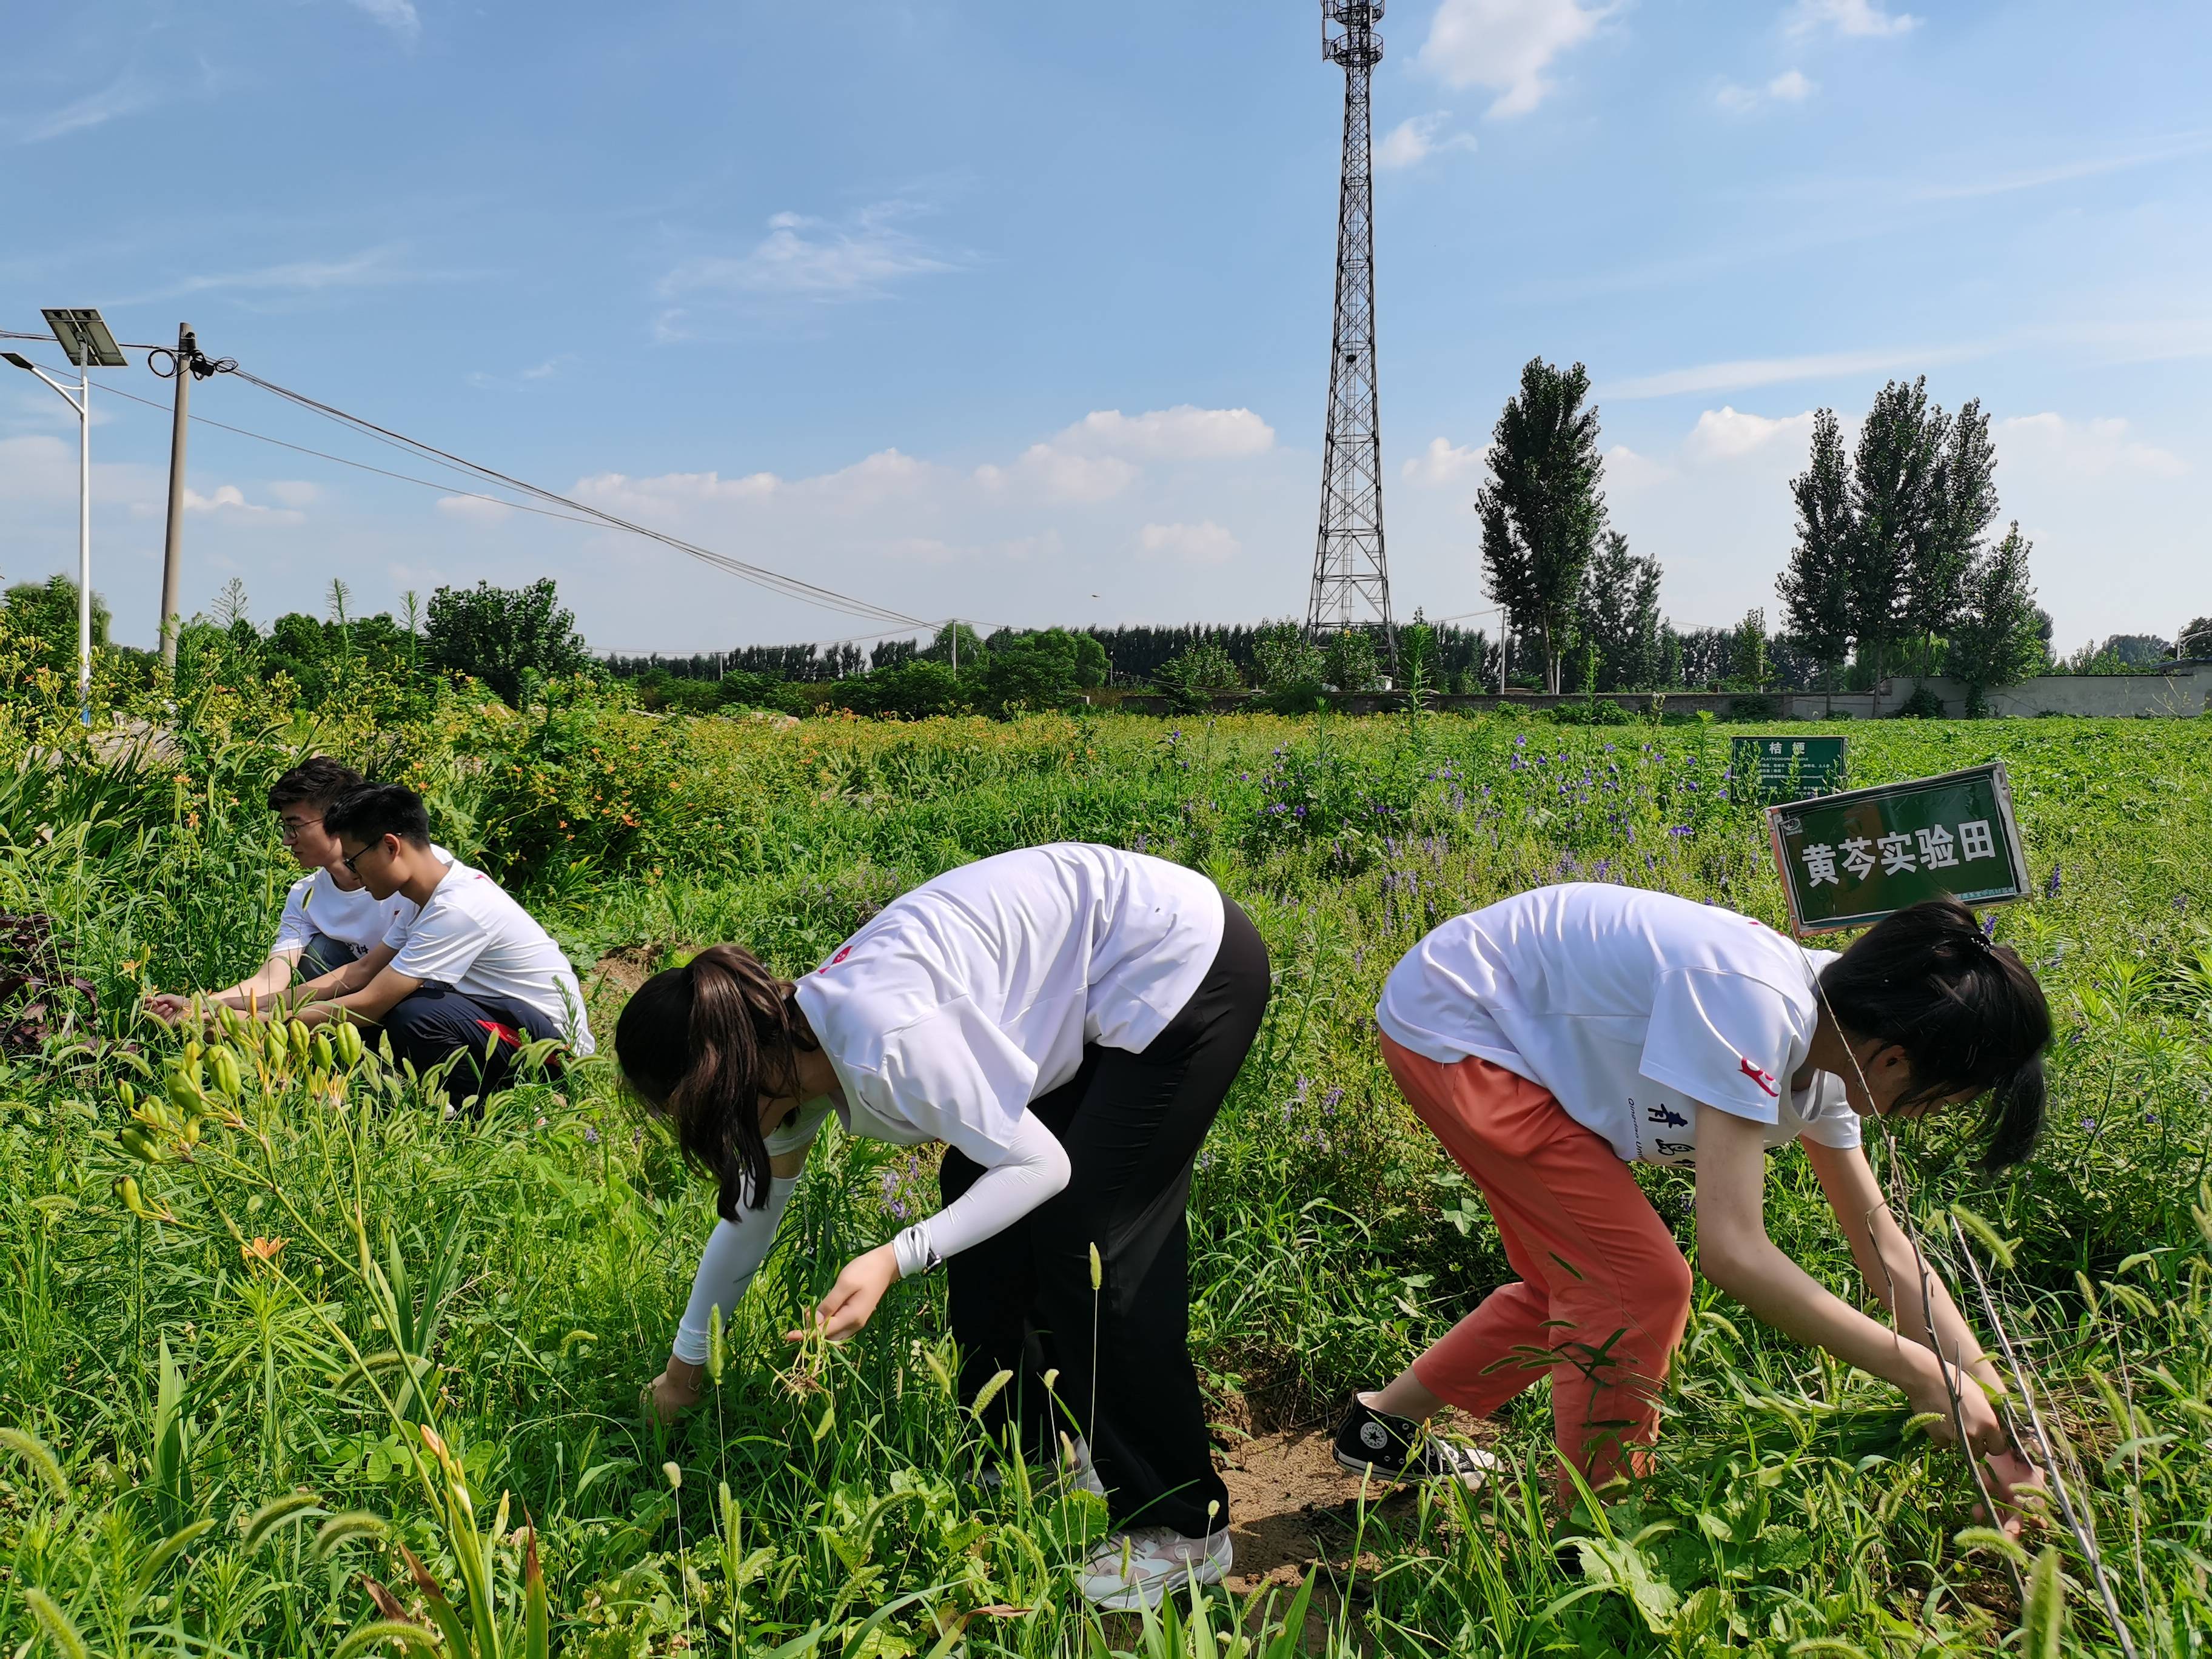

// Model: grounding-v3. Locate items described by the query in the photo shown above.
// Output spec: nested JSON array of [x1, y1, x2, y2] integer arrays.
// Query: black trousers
[[298, 930, 364, 980], [383, 984, 566, 1104], [940, 893, 1270, 1538]]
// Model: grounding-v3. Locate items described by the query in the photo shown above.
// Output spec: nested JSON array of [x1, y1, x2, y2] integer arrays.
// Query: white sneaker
[[974, 1436, 1107, 1498], [1079, 1524, 1232, 1610], [1065, 1436, 1107, 1499]]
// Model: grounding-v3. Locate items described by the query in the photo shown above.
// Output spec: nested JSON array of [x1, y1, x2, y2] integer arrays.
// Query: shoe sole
[[1082, 1558, 1229, 1613], [1333, 1445, 1500, 1489]]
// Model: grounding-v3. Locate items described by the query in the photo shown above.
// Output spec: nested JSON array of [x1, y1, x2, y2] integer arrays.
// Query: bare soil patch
[[1217, 1412, 1499, 1594]]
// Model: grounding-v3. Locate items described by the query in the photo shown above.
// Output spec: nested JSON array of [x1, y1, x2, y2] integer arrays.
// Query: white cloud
[[17, 73, 161, 143], [979, 447, 1138, 504], [657, 197, 967, 312], [1996, 414, 2190, 480], [435, 494, 516, 524], [1717, 70, 1816, 112], [1137, 521, 1241, 565], [1683, 406, 1817, 460], [1402, 437, 1489, 486], [975, 405, 1275, 503], [1375, 113, 1479, 170], [1054, 405, 1275, 461], [184, 484, 306, 525], [1603, 341, 1989, 399], [1786, 0, 1917, 39], [1602, 443, 1677, 492], [343, 0, 421, 41], [128, 245, 459, 304], [1418, 0, 1610, 119]]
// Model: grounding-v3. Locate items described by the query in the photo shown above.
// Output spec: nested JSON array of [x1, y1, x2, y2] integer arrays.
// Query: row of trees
[[0, 573, 595, 712], [1467, 357, 2187, 703], [1775, 379, 2045, 700]]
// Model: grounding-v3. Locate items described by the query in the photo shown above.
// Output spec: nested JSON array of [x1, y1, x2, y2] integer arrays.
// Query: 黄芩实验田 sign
[[1731, 735, 1847, 800], [1765, 762, 2031, 936]]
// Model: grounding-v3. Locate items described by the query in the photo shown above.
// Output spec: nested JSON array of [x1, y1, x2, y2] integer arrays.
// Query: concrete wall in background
[[1110, 664, 2212, 719]]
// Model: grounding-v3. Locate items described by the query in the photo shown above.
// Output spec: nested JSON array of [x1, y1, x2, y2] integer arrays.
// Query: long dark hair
[[1817, 897, 2051, 1171], [615, 945, 819, 1219]]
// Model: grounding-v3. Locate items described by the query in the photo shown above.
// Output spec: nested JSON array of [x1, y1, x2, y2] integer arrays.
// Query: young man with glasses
[[143, 758, 446, 1025], [284, 782, 593, 1102]]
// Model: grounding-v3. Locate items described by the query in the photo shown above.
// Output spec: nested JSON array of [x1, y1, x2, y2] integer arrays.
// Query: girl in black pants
[[617, 843, 1270, 1610]]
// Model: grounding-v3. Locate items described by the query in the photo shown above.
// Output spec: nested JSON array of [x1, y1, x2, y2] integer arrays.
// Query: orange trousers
[[1381, 1034, 1693, 1493]]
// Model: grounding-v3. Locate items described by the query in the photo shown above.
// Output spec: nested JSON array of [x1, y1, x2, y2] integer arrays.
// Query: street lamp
[[4, 307, 125, 725], [2177, 626, 2212, 662]]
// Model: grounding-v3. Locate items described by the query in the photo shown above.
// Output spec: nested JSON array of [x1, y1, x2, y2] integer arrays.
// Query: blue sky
[[4, 0, 2207, 657]]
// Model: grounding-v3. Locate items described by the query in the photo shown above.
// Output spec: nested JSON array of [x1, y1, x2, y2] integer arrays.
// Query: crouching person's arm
[[144, 950, 303, 1025], [293, 957, 421, 1031], [1692, 1106, 2032, 1516], [652, 1131, 820, 1419]]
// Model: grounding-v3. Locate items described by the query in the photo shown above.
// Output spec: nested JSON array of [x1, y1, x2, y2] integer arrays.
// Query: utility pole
[[1307, 0, 1396, 668], [5, 308, 122, 725], [158, 323, 195, 668]]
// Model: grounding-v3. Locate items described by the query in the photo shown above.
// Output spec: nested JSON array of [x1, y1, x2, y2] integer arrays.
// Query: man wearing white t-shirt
[[145, 757, 427, 1024], [1332, 883, 2052, 1535], [281, 782, 592, 1103]]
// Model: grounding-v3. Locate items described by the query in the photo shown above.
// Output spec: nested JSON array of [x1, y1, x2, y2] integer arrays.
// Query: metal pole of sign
[[76, 353, 91, 722]]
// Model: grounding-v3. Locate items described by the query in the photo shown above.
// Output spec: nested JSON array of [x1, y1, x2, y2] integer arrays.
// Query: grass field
[[3, 703, 2210, 1657]]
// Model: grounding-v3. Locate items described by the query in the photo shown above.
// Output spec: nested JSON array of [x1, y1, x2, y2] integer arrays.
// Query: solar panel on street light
[[42, 307, 125, 368]]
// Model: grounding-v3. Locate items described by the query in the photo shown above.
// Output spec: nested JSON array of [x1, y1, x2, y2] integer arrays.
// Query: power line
[[216, 363, 932, 631], [7, 325, 934, 632], [12, 360, 608, 530]]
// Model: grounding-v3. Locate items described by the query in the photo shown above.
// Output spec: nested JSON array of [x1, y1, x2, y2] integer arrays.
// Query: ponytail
[[1817, 897, 2051, 1173], [614, 944, 819, 1218]]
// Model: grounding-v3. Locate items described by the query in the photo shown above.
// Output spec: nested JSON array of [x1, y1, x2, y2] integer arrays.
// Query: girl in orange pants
[[1332, 883, 2053, 1515]]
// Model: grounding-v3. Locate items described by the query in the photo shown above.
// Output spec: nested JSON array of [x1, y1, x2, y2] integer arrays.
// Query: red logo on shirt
[[819, 946, 853, 974], [1739, 1057, 1778, 1097]]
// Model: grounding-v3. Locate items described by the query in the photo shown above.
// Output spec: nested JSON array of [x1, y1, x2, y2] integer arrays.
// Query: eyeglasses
[[278, 817, 323, 842], [341, 839, 384, 876]]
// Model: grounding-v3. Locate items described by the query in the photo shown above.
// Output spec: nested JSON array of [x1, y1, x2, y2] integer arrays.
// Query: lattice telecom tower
[[1307, 0, 1396, 659]]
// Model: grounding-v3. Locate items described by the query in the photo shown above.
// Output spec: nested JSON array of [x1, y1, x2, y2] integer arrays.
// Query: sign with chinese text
[[1731, 736, 1848, 800], [1765, 762, 2029, 935]]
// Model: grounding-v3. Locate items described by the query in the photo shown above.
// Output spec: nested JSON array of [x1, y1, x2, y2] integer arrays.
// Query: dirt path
[[1218, 1415, 1499, 1594]]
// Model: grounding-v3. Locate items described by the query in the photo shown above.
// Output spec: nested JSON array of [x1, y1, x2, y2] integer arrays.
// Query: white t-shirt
[[672, 844, 1227, 1359], [793, 843, 1226, 1169], [381, 860, 594, 1054], [271, 846, 452, 959], [1375, 883, 1860, 1169]]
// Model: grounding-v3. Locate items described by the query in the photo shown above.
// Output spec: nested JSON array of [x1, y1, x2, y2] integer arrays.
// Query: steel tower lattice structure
[[1306, 0, 1395, 661]]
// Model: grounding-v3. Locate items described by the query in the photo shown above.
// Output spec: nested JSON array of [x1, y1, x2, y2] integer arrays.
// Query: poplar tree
[[1580, 530, 1663, 691], [1947, 522, 2047, 709], [1777, 408, 1854, 685], [1478, 358, 1607, 694]]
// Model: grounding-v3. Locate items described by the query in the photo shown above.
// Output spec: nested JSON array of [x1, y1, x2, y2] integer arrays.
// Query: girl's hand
[[1976, 1444, 2048, 1538], [1906, 1355, 2010, 1459], [791, 1244, 900, 1344], [646, 1358, 705, 1421]]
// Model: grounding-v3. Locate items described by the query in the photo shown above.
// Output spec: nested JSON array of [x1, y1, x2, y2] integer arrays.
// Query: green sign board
[[1765, 762, 2030, 935], [1732, 735, 1848, 800]]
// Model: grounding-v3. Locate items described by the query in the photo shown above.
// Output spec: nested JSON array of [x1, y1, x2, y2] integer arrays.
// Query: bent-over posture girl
[[617, 843, 1270, 1609], [1332, 883, 2048, 1521]]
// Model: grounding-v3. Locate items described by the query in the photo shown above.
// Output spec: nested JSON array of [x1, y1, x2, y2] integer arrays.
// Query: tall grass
[[2, 705, 2208, 1654]]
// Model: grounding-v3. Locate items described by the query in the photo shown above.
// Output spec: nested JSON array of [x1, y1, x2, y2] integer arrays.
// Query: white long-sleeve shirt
[[671, 844, 1224, 1363]]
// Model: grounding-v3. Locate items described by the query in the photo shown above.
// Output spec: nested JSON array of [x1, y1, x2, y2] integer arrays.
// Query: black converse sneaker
[[1332, 1396, 1503, 1489]]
